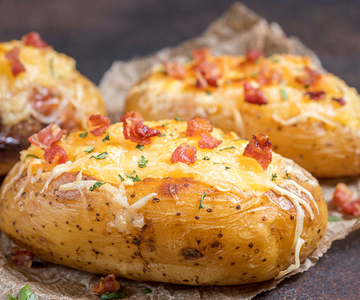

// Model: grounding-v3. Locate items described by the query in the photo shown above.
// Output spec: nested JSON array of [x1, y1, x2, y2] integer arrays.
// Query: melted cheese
[[21, 120, 319, 278]]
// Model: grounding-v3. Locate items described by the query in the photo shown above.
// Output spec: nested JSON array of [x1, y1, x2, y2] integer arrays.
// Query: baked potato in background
[[0, 32, 106, 176], [0, 115, 327, 285], [125, 49, 360, 178]]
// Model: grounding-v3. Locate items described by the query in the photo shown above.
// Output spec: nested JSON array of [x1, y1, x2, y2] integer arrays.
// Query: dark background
[[1, 0, 360, 299]]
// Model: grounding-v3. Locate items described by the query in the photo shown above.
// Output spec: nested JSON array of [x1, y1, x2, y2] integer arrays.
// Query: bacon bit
[[22, 32, 50, 48], [120, 111, 161, 145], [257, 67, 282, 85], [243, 134, 272, 170], [332, 97, 346, 106], [28, 123, 66, 150], [88, 115, 110, 136], [246, 50, 264, 63], [91, 274, 121, 295], [171, 143, 197, 165], [186, 117, 213, 137], [195, 60, 222, 88], [44, 144, 68, 165], [192, 47, 211, 62], [10, 247, 34, 268], [295, 66, 321, 86], [29, 86, 60, 116], [332, 183, 360, 216], [198, 133, 222, 149], [163, 61, 186, 80], [243, 81, 268, 105], [305, 91, 325, 100], [5, 46, 26, 76]]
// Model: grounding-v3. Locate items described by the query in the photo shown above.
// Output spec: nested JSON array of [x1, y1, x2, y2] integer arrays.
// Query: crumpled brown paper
[[1, 2, 359, 300]]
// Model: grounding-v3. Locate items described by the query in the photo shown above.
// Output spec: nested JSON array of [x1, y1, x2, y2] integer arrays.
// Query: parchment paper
[[1, 2, 359, 300]]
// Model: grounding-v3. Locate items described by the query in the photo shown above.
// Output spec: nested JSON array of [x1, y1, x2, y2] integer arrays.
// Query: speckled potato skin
[[0, 163, 327, 285]]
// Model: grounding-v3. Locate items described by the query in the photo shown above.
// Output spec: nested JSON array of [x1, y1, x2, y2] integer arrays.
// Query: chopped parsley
[[205, 91, 212, 95], [63, 132, 70, 140], [251, 72, 258, 77], [118, 174, 125, 182], [199, 192, 207, 212], [170, 131, 174, 137], [90, 152, 108, 160], [136, 144, 145, 151], [255, 59, 260, 65], [328, 216, 341, 222], [225, 166, 230, 170], [280, 88, 288, 100], [84, 147, 95, 154], [174, 117, 182, 121], [58, 74, 64, 80], [158, 133, 166, 137], [271, 173, 277, 181], [100, 291, 127, 300], [102, 133, 110, 142], [89, 181, 106, 191], [271, 58, 279, 63], [126, 173, 141, 182], [219, 146, 236, 151], [283, 170, 291, 180], [49, 58, 55, 78], [79, 131, 88, 138], [203, 156, 210, 160], [23, 154, 39, 163], [142, 288, 152, 294], [8, 284, 37, 300], [138, 155, 148, 168], [161, 123, 169, 127], [305, 179, 309, 183]]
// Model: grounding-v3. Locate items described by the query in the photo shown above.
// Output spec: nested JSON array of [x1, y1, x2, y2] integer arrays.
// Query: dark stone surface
[[0, 0, 360, 299]]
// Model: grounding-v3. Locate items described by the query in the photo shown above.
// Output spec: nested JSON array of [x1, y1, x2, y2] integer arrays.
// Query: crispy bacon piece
[[163, 61, 186, 80], [257, 67, 282, 85], [120, 111, 161, 145], [10, 247, 34, 268], [171, 143, 197, 165], [332, 97, 346, 106], [243, 81, 268, 105], [243, 134, 272, 170], [305, 91, 325, 100], [5, 46, 26, 76], [186, 117, 213, 137], [29, 86, 60, 116], [194, 60, 222, 88], [246, 50, 264, 63], [91, 274, 121, 295], [331, 183, 360, 216], [44, 144, 68, 165], [88, 114, 110, 136], [22, 32, 50, 48], [198, 133, 222, 149], [295, 66, 321, 86], [192, 47, 211, 62], [28, 123, 66, 150]]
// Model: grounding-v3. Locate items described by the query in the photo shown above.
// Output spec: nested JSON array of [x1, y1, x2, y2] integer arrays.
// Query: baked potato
[[125, 49, 360, 178], [0, 32, 106, 176], [0, 113, 327, 285]]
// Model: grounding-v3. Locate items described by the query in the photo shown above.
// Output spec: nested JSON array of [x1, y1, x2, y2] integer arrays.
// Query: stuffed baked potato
[[0, 113, 327, 285], [126, 49, 360, 178], [0, 32, 106, 175]]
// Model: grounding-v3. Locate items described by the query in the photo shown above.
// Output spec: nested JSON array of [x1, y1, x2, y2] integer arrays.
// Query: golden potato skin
[[126, 54, 360, 178], [0, 169, 326, 285], [0, 36, 106, 175]]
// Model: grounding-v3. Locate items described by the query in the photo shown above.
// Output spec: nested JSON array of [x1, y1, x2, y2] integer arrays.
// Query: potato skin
[[0, 164, 327, 285], [0, 38, 106, 175], [126, 54, 360, 178]]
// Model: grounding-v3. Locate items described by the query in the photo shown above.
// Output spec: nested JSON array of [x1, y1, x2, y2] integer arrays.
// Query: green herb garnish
[[49, 58, 55, 78], [158, 133, 166, 137], [219, 146, 236, 151], [199, 192, 207, 212], [102, 133, 110, 142], [271, 173, 277, 181], [255, 59, 260, 65], [8, 284, 38, 300], [251, 72, 258, 77], [280, 88, 288, 100], [100, 291, 127, 300], [63, 132, 70, 140], [118, 174, 125, 182], [305, 179, 309, 183], [138, 155, 148, 168], [161, 123, 169, 127], [328, 216, 341, 222], [203, 156, 210, 161], [225, 166, 230, 170], [23, 154, 39, 163], [79, 131, 88, 138], [142, 288, 152, 294], [224, 79, 232, 85], [126, 173, 141, 182], [174, 117, 181, 121], [84, 147, 95, 154], [283, 170, 291, 180], [205, 91, 212, 95], [90, 152, 108, 160], [89, 181, 106, 191], [271, 58, 279, 63]]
